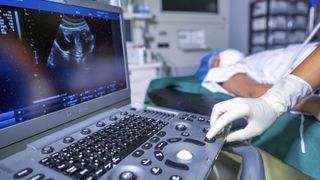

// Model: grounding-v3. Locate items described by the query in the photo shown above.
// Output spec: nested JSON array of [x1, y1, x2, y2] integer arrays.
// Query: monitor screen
[[0, 1, 127, 130], [162, 0, 218, 13]]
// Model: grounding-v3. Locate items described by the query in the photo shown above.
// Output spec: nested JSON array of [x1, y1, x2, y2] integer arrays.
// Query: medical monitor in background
[[0, 0, 130, 148]]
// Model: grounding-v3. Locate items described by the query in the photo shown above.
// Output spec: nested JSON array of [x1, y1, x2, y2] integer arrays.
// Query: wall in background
[[228, 0, 250, 55]]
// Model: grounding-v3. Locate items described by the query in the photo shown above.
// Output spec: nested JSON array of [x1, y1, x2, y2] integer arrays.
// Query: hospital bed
[[145, 75, 320, 179]]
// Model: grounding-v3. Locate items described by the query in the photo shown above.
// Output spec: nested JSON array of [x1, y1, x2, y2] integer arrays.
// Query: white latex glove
[[206, 75, 312, 142]]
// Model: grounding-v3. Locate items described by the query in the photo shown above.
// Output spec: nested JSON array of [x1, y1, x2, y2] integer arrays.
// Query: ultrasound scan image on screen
[[0, 4, 127, 129]]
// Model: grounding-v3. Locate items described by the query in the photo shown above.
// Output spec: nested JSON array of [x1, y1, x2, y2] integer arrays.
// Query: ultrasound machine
[[0, 1, 262, 180]]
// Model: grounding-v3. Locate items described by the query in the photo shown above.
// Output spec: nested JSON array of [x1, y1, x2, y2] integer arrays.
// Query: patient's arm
[[221, 73, 272, 98], [293, 95, 320, 120], [222, 73, 320, 120]]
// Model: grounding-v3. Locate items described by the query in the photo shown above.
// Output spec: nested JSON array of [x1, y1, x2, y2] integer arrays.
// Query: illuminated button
[[154, 151, 164, 161], [26, 173, 45, 180], [176, 150, 193, 161], [150, 137, 160, 143], [181, 132, 190, 137], [13, 168, 33, 179], [119, 171, 135, 180], [150, 167, 162, 175], [170, 175, 183, 180], [157, 131, 166, 137], [155, 141, 168, 150], [141, 159, 152, 166]]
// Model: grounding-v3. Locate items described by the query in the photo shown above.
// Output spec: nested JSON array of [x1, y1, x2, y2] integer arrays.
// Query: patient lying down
[[200, 44, 320, 120]]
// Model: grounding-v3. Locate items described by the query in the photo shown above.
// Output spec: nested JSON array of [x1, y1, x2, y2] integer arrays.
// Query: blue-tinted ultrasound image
[[47, 15, 95, 67], [0, 6, 126, 114]]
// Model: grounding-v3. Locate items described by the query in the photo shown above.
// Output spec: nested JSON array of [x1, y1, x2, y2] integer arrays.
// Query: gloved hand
[[206, 75, 313, 142]]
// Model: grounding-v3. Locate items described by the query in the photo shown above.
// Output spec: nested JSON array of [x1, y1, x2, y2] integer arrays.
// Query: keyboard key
[[65, 164, 81, 176], [26, 173, 45, 180], [150, 167, 162, 175], [157, 131, 166, 137], [150, 137, 160, 143], [140, 159, 152, 166], [74, 166, 94, 179], [132, 150, 144, 157], [155, 141, 168, 150], [167, 138, 182, 143], [13, 168, 33, 179], [142, 143, 152, 150], [154, 151, 164, 161]]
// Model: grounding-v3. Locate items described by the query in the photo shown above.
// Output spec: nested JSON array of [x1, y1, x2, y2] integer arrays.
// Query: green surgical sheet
[[145, 76, 320, 179]]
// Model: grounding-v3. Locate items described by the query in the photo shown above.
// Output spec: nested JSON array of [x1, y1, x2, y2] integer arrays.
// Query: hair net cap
[[219, 49, 244, 67]]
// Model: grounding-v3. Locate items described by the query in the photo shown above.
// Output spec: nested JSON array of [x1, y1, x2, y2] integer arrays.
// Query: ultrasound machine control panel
[[0, 105, 228, 180]]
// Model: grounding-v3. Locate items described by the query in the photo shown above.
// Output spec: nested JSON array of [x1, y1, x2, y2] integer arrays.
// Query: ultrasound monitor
[[0, 0, 130, 148]]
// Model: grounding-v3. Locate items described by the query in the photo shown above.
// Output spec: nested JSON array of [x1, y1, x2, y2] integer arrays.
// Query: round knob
[[119, 171, 135, 180], [41, 146, 54, 154], [175, 124, 187, 131], [81, 128, 91, 135], [63, 137, 74, 144], [109, 116, 118, 121]]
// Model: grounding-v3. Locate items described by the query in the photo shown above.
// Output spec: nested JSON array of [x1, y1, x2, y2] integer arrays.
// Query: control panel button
[[27, 173, 45, 180], [132, 150, 144, 157], [205, 137, 216, 143], [165, 160, 189, 171], [81, 128, 91, 135], [141, 159, 152, 166], [155, 141, 168, 150], [157, 131, 166, 137], [170, 175, 183, 180], [150, 137, 160, 143], [109, 116, 118, 121], [198, 117, 205, 122], [167, 138, 182, 143], [203, 127, 210, 133], [39, 157, 51, 165], [119, 171, 135, 180], [63, 137, 74, 144], [96, 121, 106, 127], [41, 146, 54, 154], [150, 167, 162, 175], [154, 151, 164, 161], [13, 168, 33, 179], [175, 124, 187, 131], [120, 111, 128, 115], [74, 166, 94, 179], [176, 150, 193, 161], [181, 132, 190, 137], [183, 139, 205, 146], [142, 143, 152, 150]]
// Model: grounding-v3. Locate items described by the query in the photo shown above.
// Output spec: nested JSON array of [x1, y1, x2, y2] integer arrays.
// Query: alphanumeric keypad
[[39, 114, 168, 179]]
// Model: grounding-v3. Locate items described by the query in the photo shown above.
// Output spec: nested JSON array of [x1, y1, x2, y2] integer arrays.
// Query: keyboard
[[39, 114, 168, 179], [0, 105, 228, 180]]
